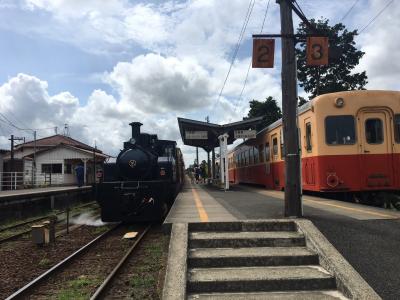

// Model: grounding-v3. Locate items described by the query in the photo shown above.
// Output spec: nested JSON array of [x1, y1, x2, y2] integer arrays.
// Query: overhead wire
[[358, 0, 394, 34], [339, 0, 360, 22], [235, 0, 272, 110], [216, 0, 256, 103]]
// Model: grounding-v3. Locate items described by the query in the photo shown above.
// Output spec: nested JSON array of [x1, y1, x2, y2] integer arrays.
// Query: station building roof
[[177, 116, 264, 152]]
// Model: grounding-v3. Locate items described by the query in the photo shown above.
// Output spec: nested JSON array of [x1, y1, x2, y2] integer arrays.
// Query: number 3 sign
[[306, 37, 329, 66], [252, 39, 275, 68]]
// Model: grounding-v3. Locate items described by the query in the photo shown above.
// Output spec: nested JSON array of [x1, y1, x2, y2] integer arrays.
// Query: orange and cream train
[[228, 90, 400, 203]]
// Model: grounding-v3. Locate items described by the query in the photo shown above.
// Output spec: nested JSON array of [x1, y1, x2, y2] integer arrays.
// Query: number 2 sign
[[306, 37, 329, 66], [252, 39, 275, 68]]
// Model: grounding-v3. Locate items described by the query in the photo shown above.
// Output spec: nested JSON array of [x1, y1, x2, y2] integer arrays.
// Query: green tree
[[245, 96, 282, 131], [298, 96, 308, 107], [296, 18, 368, 98]]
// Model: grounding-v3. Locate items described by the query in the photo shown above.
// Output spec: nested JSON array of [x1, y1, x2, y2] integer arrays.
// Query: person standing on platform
[[195, 166, 200, 184], [200, 164, 206, 183], [75, 164, 84, 187]]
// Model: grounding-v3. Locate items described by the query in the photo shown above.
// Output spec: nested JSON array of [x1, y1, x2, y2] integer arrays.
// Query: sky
[[0, 0, 399, 165]]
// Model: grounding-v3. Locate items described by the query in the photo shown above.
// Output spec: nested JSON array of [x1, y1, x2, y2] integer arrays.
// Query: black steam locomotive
[[96, 122, 184, 222]]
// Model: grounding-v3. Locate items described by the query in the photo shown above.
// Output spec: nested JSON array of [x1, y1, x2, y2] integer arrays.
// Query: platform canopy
[[177, 116, 264, 152]]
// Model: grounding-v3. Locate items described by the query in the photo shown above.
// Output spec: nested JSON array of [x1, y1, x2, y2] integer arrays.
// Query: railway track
[[0, 202, 99, 244], [5, 224, 151, 300]]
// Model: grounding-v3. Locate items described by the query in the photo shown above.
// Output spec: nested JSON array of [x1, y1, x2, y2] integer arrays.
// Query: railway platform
[[0, 186, 93, 220], [0, 186, 91, 202], [164, 183, 236, 229], [164, 182, 400, 299]]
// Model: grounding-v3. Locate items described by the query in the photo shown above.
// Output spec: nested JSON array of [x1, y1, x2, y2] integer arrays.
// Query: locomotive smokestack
[[129, 122, 143, 139]]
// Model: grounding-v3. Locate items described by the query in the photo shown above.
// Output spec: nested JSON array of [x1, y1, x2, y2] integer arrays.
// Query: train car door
[[303, 117, 315, 185], [357, 110, 394, 188], [271, 134, 280, 189]]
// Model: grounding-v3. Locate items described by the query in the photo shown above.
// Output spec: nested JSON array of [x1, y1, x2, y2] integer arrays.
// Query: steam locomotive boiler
[[96, 122, 184, 222]]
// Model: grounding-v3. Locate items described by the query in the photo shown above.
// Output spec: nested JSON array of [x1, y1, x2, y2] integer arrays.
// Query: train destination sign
[[252, 39, 275, 68], [306, 36, 329, 66], [185, 130, 208, 140], [234, 129, 256, 139]]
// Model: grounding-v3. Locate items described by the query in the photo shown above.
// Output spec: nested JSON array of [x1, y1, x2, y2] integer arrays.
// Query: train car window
[[249, 149, 253, 165], [259, 145, 264, 163], [273, 138, 278, 156], [265, 143, 271, 162], [306, 122, 312, 152], [325, 115, 356, 145], [365, 118, 383, 144], [254, 147, 259, 164], [394, 115, 400, 143]]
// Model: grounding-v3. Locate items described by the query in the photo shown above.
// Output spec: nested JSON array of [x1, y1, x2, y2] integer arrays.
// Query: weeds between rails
[[0, 202, 99, 244], [5, 223, 151, 300]]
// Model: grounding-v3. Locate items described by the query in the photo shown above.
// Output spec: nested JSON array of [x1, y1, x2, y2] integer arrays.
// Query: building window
[[41, 163, 62, 174], [325, 115, 356, 145], [306, 122, 312, 152], [365, 118, 383, 144], [64, 163, 72, 174]]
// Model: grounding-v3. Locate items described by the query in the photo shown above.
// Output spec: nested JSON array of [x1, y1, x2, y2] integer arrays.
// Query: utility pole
[[33, 130, 37, 187], [278, 0, 302, 217], [196, 147, 199, 166], [205, 116, 211, 183], [9, 135, 24, 172], [93, 144, 96, 185]]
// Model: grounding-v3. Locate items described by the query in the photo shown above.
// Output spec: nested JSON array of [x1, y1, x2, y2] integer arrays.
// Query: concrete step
[[187, 266, 336, 293], [189, 220, 296, 232], [189, 231, 305, 248], [188, 247, 319, 268], [187, 290, 347, 300]]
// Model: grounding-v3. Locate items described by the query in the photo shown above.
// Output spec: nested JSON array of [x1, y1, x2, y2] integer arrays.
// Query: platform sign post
[[223, 133, 229, 191], [218, 135, 224, 185], [306, 37, 329, 66], [252, 39, 275, 68], [185, 131, 208, 140], [218, 134, 229, 190], [234, 129, 256, 139]]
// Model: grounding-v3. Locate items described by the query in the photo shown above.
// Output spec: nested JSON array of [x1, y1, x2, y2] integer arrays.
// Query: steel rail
[[0, 204, 99, 244], [90, 224, 152, 300], [5, 223, 120, 300], [0, 201, 97, 233]]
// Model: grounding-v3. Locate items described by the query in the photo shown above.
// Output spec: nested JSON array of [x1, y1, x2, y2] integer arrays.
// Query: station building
[[0, 134, 109, 190]]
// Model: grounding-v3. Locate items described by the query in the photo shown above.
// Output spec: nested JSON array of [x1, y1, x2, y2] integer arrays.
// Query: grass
[[38, 258, 52, 268], [129, 231, 169, 299], [56, 275, 100, 300], [92, 225, 109, 235]]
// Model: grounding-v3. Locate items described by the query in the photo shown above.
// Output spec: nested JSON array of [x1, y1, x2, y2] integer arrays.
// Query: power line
[[339, 0, 360, 22], [358, 0, 394, 34], [216, 0, 256, 103], [236, 0, 271, 108]]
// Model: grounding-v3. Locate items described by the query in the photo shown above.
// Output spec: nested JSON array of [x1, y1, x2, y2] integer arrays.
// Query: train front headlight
[[334, 97, 345, 108]]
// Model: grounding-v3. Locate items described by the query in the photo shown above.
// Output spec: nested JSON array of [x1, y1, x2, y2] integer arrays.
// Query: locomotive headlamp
[[334, 97, 345, 108], [130, 138, 136, 144]]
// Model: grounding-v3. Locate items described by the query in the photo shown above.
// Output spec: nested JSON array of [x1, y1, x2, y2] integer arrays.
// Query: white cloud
[[355, 0, 400, 90], [2, 0, 400, 164], [105, 53, 213, 113]]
